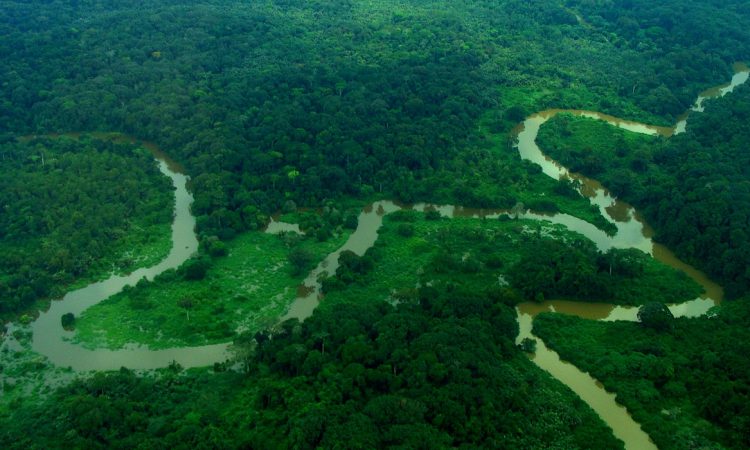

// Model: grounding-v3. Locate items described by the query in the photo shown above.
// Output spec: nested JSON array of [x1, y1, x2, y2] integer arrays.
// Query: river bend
[[2, 64, 747, 449]]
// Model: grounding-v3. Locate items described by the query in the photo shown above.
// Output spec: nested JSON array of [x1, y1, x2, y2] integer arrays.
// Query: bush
[[182, 256, 211, 280], [389, 210, 418, 222], [424, 210, 442, 221], [397, 223, 415, 237], [519, 337, 536, 353], [637, 302, 674, 332], [288, 247, 315, 276], [61, 312, 75, 330], [343, 213, 359, 229]]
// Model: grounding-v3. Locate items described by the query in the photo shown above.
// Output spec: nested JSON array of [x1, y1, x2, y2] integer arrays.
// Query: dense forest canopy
[[535, 297, 750, 449], [1, 274, 623, 449], [0, 136, 172, 318], [538, 84, 750, 297], [2, 0, 750, 449], [1, 0, 749, 242]]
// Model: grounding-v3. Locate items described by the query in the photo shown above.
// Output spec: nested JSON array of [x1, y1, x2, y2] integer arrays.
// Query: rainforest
[[1, 1, 750, 449]]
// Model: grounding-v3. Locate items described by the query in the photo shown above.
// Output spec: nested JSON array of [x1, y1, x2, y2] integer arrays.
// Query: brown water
[[3, 65, 747, 446], [509, 64, 748, 449], [281, 201, 401, 321], [674, 62, 750, 133], [25, 139, 231, 370]]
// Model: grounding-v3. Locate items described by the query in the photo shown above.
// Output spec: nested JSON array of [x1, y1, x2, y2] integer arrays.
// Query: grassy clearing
[[73, 229, 350, 350]]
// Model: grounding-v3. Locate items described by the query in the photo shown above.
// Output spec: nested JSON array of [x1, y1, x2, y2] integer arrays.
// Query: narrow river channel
[[2, 65, 747, 449]]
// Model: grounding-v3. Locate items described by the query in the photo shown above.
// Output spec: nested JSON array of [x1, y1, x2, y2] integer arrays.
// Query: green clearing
[[73, 205, 698, 353], [73, 229, 350, 350]]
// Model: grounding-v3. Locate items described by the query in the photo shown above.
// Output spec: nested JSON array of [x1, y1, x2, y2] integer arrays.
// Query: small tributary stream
[[2, 65, 747, 448]]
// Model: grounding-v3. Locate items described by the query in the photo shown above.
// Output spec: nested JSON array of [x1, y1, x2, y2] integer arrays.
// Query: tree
[[504, 105, 527, 123], [519, 337, 536, 353], [637, 302, 674, 331], [182, 256, 211, 280], [288, 247, 314, 276], [178, 297, 194, 321], [61, 312, 75, 330]]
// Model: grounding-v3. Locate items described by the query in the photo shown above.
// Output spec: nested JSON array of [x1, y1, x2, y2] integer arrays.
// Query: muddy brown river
[[3, 65, 748, 449]]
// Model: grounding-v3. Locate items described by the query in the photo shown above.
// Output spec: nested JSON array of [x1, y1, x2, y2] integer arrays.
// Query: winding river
[[2, 65, 748, 448]]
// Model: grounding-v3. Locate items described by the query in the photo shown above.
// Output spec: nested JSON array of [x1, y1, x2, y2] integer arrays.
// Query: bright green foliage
[[0, 284, 623, 449], [537, 112, 661, 182], [535, 298, 750, 450], [73, 229, 349, 349], [2, 0, 750, 448]]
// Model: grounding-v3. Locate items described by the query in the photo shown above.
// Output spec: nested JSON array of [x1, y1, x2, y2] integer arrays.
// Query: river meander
[[2, 65, 748, 448]]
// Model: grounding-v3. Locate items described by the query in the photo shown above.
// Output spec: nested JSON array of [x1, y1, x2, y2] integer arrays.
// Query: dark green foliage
[[535, 298, 750, 450], [61, 313, 75, 330], [424, 210, 442, 221], [538, 85, 750, 297], [181, 256, 211, 281], [0, 289, 622, 449], [321, 249, 376, 293], [519, 337, 537, 353], [233, 282, 621, 449], [2, 1, 750, 448], [637, 302, 674, 331], [507, 235, 697, 304], [504, 105, 528, 123], [0, 368, 242, 450], [0, 136, 172, 317], [396, 223, 415, 237], [3, 0, 746, 243], [343, 213, 359, 230], [287, 246, 315, 276], [202, 236, 228, 257]]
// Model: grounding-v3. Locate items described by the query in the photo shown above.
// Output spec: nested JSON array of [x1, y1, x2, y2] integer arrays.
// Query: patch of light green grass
[[74, 230, 350, 350]]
